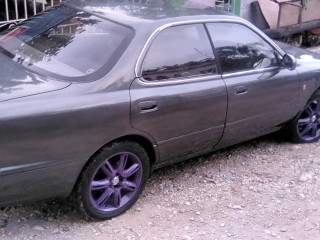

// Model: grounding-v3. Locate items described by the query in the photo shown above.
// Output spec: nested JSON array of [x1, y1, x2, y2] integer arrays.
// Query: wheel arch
[[289, 87, 320, 124], [113, 134, 159, 171], [309, 87, 320, 101], [295, 87, 320, 115], [286, 86, 320, 143], [71, 134, 158, 193]]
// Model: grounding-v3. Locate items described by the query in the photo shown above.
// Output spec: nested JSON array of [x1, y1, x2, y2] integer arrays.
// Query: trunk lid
[[0, 53, 70, 102]]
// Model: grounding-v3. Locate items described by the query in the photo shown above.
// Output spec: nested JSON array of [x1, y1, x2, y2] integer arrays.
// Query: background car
[[0, 0, 319, 220]]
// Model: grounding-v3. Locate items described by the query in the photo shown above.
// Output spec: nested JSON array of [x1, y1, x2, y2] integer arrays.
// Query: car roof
[[65, 0, 241, 30]]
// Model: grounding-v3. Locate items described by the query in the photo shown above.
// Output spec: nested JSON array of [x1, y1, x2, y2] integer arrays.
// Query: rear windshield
[[0, 5, 134, 82]]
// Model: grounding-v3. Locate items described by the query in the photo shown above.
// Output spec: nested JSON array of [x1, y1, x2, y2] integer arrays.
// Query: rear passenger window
[[142, 24, 217, 81], [207, 23, 279, 73]]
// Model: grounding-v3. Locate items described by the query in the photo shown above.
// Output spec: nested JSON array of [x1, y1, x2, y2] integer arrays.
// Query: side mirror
[[281, 54, 297, 70]]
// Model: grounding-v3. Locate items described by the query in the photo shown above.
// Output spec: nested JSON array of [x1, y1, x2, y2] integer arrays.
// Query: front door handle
[[234, 86, 248, 95], [138, 101, 158, 113]]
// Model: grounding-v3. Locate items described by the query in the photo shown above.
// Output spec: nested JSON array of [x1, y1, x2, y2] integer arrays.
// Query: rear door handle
[[138, 101, 158, 113], [234, 86, 248, 95]]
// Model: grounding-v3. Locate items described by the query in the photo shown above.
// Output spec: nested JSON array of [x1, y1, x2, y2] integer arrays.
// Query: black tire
[[287, 91, 320, 143], [73, 141, 150, 220]]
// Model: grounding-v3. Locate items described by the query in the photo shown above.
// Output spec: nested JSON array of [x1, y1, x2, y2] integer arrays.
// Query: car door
[[130, 24, 227, 164], [206, 22, 300, 148]]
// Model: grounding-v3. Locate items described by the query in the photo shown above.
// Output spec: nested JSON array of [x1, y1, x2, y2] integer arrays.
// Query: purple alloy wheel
[[90, 152, 143, 212], [297, 99, 320, 141]]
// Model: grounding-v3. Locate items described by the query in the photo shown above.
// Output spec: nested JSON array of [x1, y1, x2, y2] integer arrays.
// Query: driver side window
[[206, 23, 279, 74]]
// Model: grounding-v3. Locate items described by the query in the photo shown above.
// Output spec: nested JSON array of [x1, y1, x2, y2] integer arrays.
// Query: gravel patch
[[1, 133, 320, 240]]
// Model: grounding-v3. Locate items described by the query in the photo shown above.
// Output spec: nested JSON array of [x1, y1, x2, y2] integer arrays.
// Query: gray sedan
[[0, 0, 319, 220]]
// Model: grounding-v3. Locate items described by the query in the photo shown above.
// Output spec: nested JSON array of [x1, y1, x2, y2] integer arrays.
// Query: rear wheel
[[287, 92, 320, 143], [74, 141, 149, 220]]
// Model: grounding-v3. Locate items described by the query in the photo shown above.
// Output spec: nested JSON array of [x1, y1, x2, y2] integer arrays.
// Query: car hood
[[275, 41, 320, 63], [0, 54, 71, 102]]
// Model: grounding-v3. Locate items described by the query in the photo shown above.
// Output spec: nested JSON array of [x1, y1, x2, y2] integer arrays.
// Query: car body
[[0, 0, 320, 219]]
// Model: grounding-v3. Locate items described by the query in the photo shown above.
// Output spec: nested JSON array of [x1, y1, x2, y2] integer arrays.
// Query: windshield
[[0, 5, 134, 82]]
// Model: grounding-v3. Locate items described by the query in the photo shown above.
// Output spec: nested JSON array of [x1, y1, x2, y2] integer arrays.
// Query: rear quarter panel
[[0, 83, 132, 204]]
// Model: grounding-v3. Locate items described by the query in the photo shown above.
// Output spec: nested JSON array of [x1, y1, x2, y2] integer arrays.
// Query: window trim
[[221, 66, 281, 79], [137, 74, 223, 86], [135, 19, 285, 82], [140, 23, 217, 82]]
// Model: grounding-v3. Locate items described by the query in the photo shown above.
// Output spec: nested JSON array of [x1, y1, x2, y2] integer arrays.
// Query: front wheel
[[287, 92, 320, 143], [74, 141, 150, 220]]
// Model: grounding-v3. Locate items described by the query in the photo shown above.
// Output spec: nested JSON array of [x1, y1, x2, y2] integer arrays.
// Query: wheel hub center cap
[[111, 176, 120, 186], [311, 115, 317, 122]]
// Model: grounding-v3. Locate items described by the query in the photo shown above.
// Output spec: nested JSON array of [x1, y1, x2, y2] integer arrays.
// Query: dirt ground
[[1, 133, 320, 240]]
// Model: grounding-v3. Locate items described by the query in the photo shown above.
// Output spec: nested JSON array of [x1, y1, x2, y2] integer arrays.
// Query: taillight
[[0, 27, 27, 43]]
